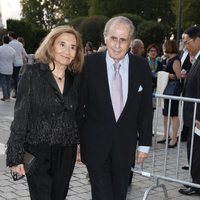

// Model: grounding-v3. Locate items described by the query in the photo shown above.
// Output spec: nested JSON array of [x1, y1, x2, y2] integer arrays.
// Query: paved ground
[[0, 91, 200, 199]]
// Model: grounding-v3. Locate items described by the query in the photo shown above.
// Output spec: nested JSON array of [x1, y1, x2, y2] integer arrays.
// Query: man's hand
[[136, 151, 149, 164], [196, 120, 200, 129]]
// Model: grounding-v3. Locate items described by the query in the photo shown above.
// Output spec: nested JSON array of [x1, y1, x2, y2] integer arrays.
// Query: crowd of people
[[1, 15, 200, 199]]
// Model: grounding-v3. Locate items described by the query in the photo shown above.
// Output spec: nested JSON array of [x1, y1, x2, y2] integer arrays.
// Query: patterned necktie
[[111, 63, 123, 121]]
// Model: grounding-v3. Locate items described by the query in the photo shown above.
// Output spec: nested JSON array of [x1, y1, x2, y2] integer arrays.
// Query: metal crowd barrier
[[132, 93, 200, 199]]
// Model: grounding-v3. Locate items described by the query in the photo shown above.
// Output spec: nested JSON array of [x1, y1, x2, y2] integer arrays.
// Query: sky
[[0, 0, 21, 28]]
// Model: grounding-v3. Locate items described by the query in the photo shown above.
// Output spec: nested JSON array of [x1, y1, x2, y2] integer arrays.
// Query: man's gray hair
[[103, 16, 135, 40], [131, 39, 143, 48]]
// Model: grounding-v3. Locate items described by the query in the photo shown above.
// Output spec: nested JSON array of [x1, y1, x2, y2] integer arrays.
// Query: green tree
[[69, 16, 87, 31], [31, 28, 48, 53], [171, 0, 200, 32], [7, 19, 48, 53], [137, 21, 166, 50], [20, 0, 45, 28], [88, 0, 175, 30], [20, 0, 64, 29], [7, 19, 33, 53], [88, 0, 146, 17], [114, 13, 145, 29], [20, 0, 89, 29], [79, 15, 109, 49], [62, 0, 88, 19]]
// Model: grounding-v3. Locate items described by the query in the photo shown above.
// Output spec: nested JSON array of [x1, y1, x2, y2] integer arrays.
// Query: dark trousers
[[187, 127, 200, 187], [87, 142, 130, 200], [181, 124, 189, 141], [26, 144, 77, 200], [12, 66, 21, 95], [0, 73, 12, 98]]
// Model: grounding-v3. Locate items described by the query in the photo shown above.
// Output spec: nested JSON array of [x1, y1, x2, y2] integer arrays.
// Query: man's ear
[[104, 37, 107, 45]]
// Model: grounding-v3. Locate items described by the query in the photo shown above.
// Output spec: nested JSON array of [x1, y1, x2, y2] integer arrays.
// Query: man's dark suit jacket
[[78, 52, 153, 168], [183, 55, 200, 127]]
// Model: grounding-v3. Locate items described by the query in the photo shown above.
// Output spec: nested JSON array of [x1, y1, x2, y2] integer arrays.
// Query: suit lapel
[[97, 52, 117, 121]]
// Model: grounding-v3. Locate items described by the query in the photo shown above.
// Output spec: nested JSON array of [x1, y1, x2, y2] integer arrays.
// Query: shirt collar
[[195, 50, 200, 60], [106, 51, 129, 71]]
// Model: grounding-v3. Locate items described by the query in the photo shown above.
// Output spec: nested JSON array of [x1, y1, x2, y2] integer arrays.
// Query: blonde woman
[[6, 25, 84, 200]]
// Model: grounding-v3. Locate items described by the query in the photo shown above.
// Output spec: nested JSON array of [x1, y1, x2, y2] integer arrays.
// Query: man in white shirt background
[[0, 35, 16, 101], [8, 31, 25, 98]]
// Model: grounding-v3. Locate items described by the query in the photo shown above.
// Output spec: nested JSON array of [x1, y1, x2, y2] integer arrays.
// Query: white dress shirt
[[0, 44, 16, 75], [9, 39, 24, 67], [181, 49, 189, 66]]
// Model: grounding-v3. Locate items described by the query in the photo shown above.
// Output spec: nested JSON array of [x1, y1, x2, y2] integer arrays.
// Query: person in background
[[6, 25, 84, 200], [78, 16, 152, 200], [17, 37, 28, 64], [158, 40, 181, 148], [146, 44, 163, 90], [179, 34, 193, 143], [0, 35, 16, 101], [84, 41, 94, 55], [8, 31, 25, 98], [97, 42, 107, 52], [178, 26, 200, 196], [130, 38, 144, 56]]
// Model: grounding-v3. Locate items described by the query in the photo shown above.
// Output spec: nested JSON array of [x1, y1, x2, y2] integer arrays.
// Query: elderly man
[[78, 16, 153, 200]]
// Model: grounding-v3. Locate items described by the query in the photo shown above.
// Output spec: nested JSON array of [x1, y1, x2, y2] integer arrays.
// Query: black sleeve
[[6, 64, 32, 167]]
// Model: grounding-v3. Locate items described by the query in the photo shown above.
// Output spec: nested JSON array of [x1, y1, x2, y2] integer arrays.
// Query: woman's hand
[[11, 164, 25, 176], [76, 145, 81, 163]]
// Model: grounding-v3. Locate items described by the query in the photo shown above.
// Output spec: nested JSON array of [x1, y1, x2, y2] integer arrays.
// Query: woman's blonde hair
[[35, 25, 84, 73]]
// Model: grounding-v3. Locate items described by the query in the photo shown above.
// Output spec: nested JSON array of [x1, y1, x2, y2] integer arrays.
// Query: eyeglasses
[[11, 171, 25, 181], [183, 39, 193, 46]]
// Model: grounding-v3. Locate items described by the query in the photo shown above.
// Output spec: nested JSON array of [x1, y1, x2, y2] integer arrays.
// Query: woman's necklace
[[52, 73, 65, 81]]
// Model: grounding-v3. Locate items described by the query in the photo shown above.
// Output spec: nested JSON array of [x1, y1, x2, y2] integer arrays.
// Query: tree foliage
[[20, 0, 88, 29], [69, 16, 87, 31], [79, 15, 109, 49], [88, 0, 175, 29], [171, 0, 200, 32], [114, 13, 145, 29], [17, 0, 200, 52], [7, 19, 48, 53], [21, 0, 46, 29], [7, 19, 33, 52], [61, 0, 88, 19], [137, 21, 166, 50]]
